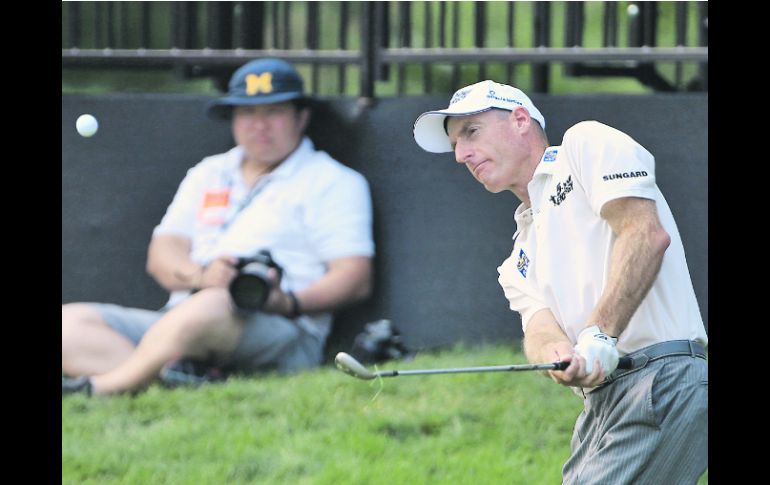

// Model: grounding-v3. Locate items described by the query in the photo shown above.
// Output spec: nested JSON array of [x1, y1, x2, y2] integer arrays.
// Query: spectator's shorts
[[86, 302, 324, 373]]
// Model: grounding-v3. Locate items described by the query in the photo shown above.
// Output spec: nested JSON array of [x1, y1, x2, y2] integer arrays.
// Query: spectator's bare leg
[[62, 304, 136, 376], [90, 288, 242, 395]]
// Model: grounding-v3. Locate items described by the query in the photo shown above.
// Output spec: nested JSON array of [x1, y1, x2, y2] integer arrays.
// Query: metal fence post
[[139, 3, 151, 48], [532, 2, 551, 92], [696, 2, 708, 91], [170, 1, 197, 84], [360, 1, 381, 100], [308, 1, 320, 94], [564, 1, 584, 77], [67, 2, 81, 48], [171, 2, 197, 49], [338, 1, 349, 94], [238, 2, 265, 49], [475, 2, 486, 80]]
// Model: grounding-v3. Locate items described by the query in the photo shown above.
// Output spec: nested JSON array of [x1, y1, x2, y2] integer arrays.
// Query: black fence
[[62, 1, 708, 96]]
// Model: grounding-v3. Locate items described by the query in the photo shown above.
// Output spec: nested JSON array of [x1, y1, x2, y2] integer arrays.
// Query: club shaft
[[372, 356, 632, 378], [334, 352, 634, 380], [376, 362, 559, 377]]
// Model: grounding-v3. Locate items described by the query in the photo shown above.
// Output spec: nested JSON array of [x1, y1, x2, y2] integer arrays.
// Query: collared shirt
[[153, 137, 375, 338], [498, 121, 707, 355]]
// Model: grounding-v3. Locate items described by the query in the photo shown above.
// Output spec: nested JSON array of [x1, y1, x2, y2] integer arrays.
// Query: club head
[[335, 352, 376, 380]]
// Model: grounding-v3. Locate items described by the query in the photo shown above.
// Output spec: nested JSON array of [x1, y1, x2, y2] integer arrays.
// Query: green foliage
[[62, 344, 707, 484]]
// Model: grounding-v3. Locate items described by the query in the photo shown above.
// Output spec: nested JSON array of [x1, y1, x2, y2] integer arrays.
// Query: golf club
[[335, 352, 633, 380]]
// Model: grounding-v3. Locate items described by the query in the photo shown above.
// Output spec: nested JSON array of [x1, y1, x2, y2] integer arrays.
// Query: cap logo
[[487, 89, 523, 106], [450, 88, 471, 105], [245, 72, 274, 96]]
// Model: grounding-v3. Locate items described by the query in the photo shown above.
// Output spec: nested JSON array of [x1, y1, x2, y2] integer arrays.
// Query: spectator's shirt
[[154, 137, 374, 338]]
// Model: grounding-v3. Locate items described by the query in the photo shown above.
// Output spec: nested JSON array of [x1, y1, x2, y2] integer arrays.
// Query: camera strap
[[220, 174, 273, 231]]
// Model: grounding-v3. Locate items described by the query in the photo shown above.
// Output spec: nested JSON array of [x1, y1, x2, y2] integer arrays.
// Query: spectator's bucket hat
[[413, 80, 545, 153], [206, 58, 305, 119]]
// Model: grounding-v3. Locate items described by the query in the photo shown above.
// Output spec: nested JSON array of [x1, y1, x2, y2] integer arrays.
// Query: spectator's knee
[[193, 286, 233, 303], [62, 303, 104, 333], [164, 288, 240, 348], [62, 304, 109, 366]]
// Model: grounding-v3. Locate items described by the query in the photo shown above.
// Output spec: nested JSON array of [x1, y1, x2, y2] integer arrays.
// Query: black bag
[[350, 319, 411, 364]]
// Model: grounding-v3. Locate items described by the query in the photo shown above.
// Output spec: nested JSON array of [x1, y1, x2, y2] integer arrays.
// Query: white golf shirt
[[153, 137, 375, 339], [498, 121, 707, 355]]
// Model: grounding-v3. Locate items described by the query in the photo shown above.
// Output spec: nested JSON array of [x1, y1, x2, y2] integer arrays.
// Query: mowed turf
[[62, 343, 707, 484]]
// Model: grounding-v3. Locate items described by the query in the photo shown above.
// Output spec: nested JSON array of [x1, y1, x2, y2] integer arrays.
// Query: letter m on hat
[[246, 73, 273, 96]]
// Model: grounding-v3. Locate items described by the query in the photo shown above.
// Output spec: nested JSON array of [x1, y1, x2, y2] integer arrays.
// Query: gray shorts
[[562, 353, 708, 484], [88, 303, 324, 374]]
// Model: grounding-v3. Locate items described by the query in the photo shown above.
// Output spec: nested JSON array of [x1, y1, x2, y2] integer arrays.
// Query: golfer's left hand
[[574, 325, 619, 375]]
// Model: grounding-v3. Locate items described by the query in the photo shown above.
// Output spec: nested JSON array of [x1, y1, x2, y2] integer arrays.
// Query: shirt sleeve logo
[[517, 248, 530, 277], [602, 171, 648, 181], [548, 175, 573, 206], [543, 148, 558, 162]]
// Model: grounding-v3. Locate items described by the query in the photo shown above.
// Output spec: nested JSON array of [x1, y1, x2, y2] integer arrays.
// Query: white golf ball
[[76, 114, 99, 137]]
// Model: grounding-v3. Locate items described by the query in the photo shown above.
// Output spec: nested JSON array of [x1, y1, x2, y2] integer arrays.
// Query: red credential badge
[[198, 188, 230, 225]]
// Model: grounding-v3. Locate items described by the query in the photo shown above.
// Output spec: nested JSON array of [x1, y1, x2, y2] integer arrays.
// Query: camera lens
[[229, 272, 270, 311], [228, 251, 281, 311]]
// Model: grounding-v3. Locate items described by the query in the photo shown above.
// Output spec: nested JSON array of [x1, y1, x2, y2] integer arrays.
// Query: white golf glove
[[575, 325, 619, 375]]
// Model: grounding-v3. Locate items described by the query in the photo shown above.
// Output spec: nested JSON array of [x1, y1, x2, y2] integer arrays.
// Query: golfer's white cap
[[413, 80, 546, 153]]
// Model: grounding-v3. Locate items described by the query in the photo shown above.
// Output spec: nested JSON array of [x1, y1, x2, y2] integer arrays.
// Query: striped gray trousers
[[562, 354, 708, 484]]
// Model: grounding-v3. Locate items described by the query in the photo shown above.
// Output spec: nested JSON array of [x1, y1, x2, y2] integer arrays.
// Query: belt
[[604, 339, 707, 385]]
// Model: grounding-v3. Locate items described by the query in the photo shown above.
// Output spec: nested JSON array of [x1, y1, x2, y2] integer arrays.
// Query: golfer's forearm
[[589, 231, 667, 337], [589, 199, 670, 338], [523, 308, 573, 365]]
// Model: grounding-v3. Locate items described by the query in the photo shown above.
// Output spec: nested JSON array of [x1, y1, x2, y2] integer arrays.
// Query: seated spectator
[[62, 58, 375, 396]]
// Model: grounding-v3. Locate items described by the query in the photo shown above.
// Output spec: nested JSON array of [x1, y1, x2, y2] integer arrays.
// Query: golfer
[[412, 80, 707, 484]]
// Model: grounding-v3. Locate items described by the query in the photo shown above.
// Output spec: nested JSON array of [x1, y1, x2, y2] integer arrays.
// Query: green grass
[[62, 343, 707, 484]]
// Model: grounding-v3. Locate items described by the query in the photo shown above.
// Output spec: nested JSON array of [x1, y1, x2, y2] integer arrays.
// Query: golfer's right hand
[[548, 349, 605, 388]]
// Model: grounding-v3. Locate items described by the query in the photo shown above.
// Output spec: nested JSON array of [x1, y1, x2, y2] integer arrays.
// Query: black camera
[[229, 250, 283, 311]]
